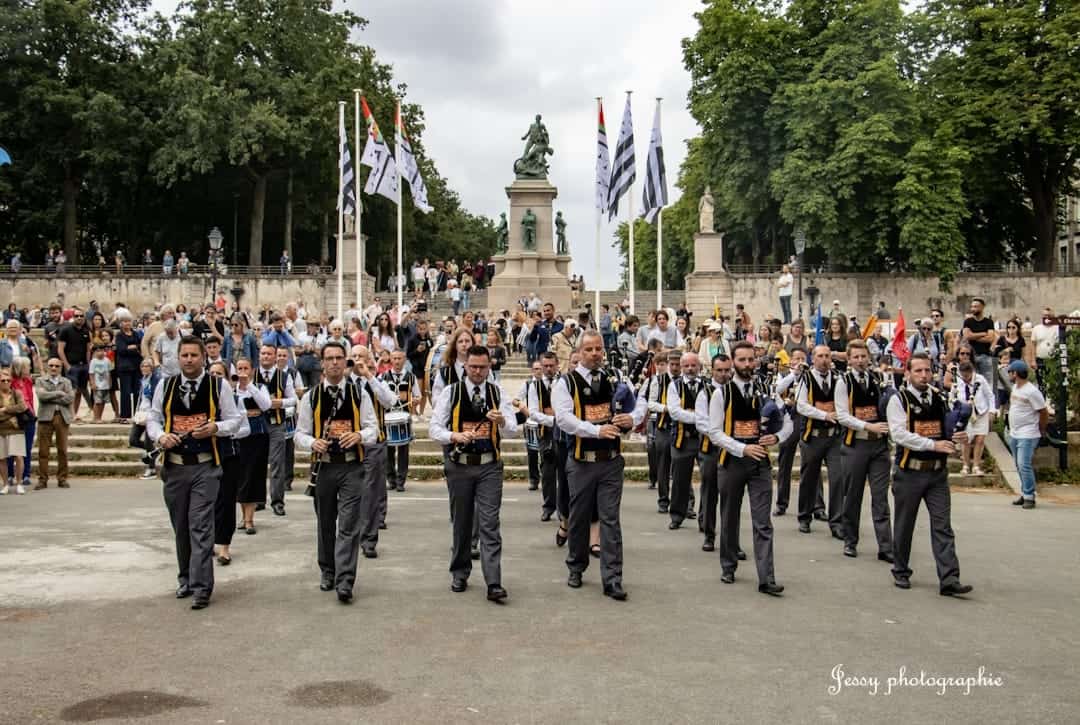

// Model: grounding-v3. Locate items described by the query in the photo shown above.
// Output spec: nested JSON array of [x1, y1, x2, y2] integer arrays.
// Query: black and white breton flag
[[606, 94, 636, 221], [640, 100, 667, 224], [338, 111, 357, 218]]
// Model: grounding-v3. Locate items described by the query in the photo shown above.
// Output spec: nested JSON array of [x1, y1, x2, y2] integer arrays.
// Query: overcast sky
[[152, 0, 703, 288]]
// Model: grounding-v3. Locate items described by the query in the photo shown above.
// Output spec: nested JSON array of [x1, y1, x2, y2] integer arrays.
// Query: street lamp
[[208, 226, 224, 302]]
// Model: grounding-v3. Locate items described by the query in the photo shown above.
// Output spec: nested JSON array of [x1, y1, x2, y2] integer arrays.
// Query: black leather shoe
[[175, 585, 192, 599], [555, 527, 568, 547], [470, 547, 480, 560], [1022, 499, 1036, 509], [379, 522, 388, 530], [284, 483, 293, 491], [798, 522, 811, 534], [758, 582, 784, 596], [255, 503, 265, 511], [647, 483, 657, 490], [843, 545, 857, 558], [702, 539, 715, 552], [831, 528, 844, 541], [567, 571, 583, 588], [337, 589, 353, 604], [528, 482, 539, 491], [737, 550, 747, 561], [362, 548, 378, 559], [450, 577, 468, 593], [658, 504, 669, 514], [940, 582, 973, 597], [813, 510, 827, 521], [877, 552, 894, 563], [272, 502, 285, 516], [396, 484, 406, 492], [487, 585, 508, 602], [894, 577, 911, 590], [1012, 496, 1024, 506], [773, 507, 786, 516], [668, 520, 681, 530], [603, 583, 627, 601], [720, 572, 735, 584], [190, 598, 209, 610], [319, 574, 334, 591], [540, 511, 552, 522]]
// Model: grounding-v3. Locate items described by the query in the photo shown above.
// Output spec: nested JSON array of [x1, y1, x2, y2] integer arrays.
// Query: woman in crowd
[[8, 357, 35, 490], [234, 357, 271, 536], [0, 368, 28, 495], [675, 316, 691, 351], [130, 359, 159, 479], [826, 316, 849, 372], [210, 361, 252, 565], [3, 303, 20, 323], [992, 318, 1029, 364], [487, 329, 507, 383], [510, 304, 526, 356], [784, 319, 809, 356], [699, 322, 728, 360], [175, 303, 190, 322], [371, 313, 397, 354], [114, 311, 143, 424], [431, 327, 477, 402], [347, 318, 367, 349], [223, 314, 259, 364]]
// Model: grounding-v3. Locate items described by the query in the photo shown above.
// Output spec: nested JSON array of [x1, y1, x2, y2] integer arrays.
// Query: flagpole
[[337, 101, 345, 321], [395, 100, 404, 313], [353, 89, 363, 318], [594, 97, 602, 320], [655, 97, 663, 312], [626, 90, 635, 315]]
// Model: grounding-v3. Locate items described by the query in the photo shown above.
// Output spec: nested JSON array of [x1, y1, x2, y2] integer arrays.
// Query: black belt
[[577, 449, 618, 462], [903, 458, 946, 472], [165, 452, 214, 466], [450, 452, 498, 465], [320, 451, 360, 464], [807, 427, 837, 438]]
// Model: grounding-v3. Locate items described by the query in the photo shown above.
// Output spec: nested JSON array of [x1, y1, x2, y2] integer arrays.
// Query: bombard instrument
[[628, 350, 654, 386], [304, 387, 346, 497]]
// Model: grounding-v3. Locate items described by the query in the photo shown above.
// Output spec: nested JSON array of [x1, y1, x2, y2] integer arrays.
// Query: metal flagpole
[[336, 101, 345, 320], [655, 97, 663, 312], [396, 100, 404, 313], [595, 97, 602, 320], [626, 91, 635, 315], [353, 90, 363, 318]]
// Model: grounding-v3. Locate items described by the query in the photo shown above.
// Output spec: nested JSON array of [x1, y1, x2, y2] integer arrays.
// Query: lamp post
[[208, 227, 224, 302]]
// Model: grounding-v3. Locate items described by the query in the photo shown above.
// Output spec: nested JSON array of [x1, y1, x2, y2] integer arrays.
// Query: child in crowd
[[487, 330, 507, 383], [89, 345, 112, 423]]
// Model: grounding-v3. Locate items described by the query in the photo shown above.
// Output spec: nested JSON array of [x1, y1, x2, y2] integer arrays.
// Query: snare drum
[[384, 411, 413, 447], [524, 420, 541, 451]]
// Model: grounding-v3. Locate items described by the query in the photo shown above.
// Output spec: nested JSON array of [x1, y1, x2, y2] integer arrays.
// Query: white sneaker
[[0, 484, 8, 495], [972, 466, 985, 476], [15, 484, 26, 495], [960, 465, 970, 475], [140, 467, 156, 480]]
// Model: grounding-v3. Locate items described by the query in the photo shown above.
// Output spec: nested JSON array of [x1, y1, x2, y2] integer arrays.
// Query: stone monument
[[488, 115, 572, 312], [684, 185, 733, 319]]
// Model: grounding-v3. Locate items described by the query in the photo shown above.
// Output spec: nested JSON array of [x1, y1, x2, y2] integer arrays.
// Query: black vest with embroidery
[[449, 381, 501, 456], [163, 375, 221, 461], [567, 370, 620, 461], [654, 372, 672, 430], [259, 368, 285, 424], [842, 370, 882, 446], [895, 388, 948, 469], [672, 377, 702, 451], [312, 380, 366, 460], [382, 370, 415, 411], [801, 370, 838, 440], [718, 380, 761, 467]]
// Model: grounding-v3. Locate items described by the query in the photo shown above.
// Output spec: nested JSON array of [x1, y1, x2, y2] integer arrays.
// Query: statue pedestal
[[684, 231, 733, 319], [330, 232, 376, 313], [488, 179, 572, 312]]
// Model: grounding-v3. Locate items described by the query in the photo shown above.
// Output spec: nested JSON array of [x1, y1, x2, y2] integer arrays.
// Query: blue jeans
[[780, 296, 792, 325], [1008, 435, 1038, 499]]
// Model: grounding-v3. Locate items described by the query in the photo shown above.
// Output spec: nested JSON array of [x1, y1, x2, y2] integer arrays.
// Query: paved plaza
[[1, 479, 1077, 724]]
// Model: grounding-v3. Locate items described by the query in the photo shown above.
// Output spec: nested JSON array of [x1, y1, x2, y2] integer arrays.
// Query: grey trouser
[[565, 456, 625, 587], [891, 466, 960, 586], [798, 430, 844, 530], [312, 462, 367, 592], [651, 428, 672, 507], [386, 443, 409, 489], [446, 460, 504, 585], [718, 456, 775, 585], [163, 461, 221, 600], [698, 451, 719, 538], [359, 443, 388, 551], [669, 441, 699, 524], [841, 437, 893, 554], [539, 439, 557, 515], [267, 421, 287, 505], [775, 413, 802, 511]]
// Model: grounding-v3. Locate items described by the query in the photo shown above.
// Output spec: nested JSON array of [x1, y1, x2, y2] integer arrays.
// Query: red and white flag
[[890, 306, 910, 365]]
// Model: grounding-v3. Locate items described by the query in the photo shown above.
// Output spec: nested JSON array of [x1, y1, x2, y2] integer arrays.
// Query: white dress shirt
[[645, 373, 669, 414], [551, 365, 646, 440], [666, 375, 702, 425], [886, 384, 939, 452], [954, 373, 994, 417], [294, 381, 378, 449], [147, 372, 244, 443], [258, 366, 297, 409], [796, 368, 835, 421], [526, 376, 557, 428], [429, 379, 518, 445], [707, 374, 793, 458], [834, 369, 877, 432], [694, 379, 722, 436]]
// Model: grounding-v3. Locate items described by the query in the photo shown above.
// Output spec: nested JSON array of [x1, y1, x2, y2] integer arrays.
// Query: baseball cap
[[1007, 360, 1029, 374]]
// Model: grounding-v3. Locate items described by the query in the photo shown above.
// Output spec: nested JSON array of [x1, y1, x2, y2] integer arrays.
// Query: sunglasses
[[958, 352, 971, 356]]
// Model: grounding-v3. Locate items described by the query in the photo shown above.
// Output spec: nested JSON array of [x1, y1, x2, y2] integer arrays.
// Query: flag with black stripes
[[606, 95, 636, 221], [395, 105, 433, 213], [595, 100, 610, 211], [338, 111, 357, 218], [360, 96, 399, 203], [640, 100, 667, 223]]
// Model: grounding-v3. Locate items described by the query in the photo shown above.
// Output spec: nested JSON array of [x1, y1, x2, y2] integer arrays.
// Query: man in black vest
[[257, 343, 297, 517], [796, 344, 845, 537], [294, 342, 378, 603], [707, 341, 791, 596], [429, 345, 518, 602], [553, 331, 646, 601], [381, 350, 419, 492], [527, 352, 560, 521], [666, 351, 702, 529], [695, 353, 735, 553], [644, 351, 679, 513], [350, 345, 398, 558], [886, 353, 973, 596], [835, 340, 894, 561], [147, 336, 244, 610]]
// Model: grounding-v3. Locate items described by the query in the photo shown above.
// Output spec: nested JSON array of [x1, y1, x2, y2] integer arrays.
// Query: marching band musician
[[553, 331, 647, 602], [665, 351, 702, 530], [519, 361, 543, 493], [644, 349, 677, 514], [707, 341, 791, 596], [276, 346, 303, 495], [795, 344, 845, 538], [225, 357, 271, 543], [429, 345, 518, 603], [695, 353, 735, 553], [381, 350, 420, 492], [773, 349, 813, 517], [834, 340, 894, 561], [257, 343, 297, 518], [294, 342, 378, 603], [147, 336, 244, 610], [886, 353, 973, 596], [350, 345, 398, 559], [430, 328, 477, 403], [527, 352, 560, 522], [209, 360, 249, 567]]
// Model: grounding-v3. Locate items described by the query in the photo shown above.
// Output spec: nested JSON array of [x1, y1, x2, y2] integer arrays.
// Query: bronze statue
[[555, 211, 567, 255], [521, 208, 538, 250], [495, 212, 509, 253], [514, 114, 554, 179]]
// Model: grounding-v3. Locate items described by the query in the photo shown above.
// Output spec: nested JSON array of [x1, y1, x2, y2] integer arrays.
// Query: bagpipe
[[304, 390, 346, 497], [627, 350, 654, 387]]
